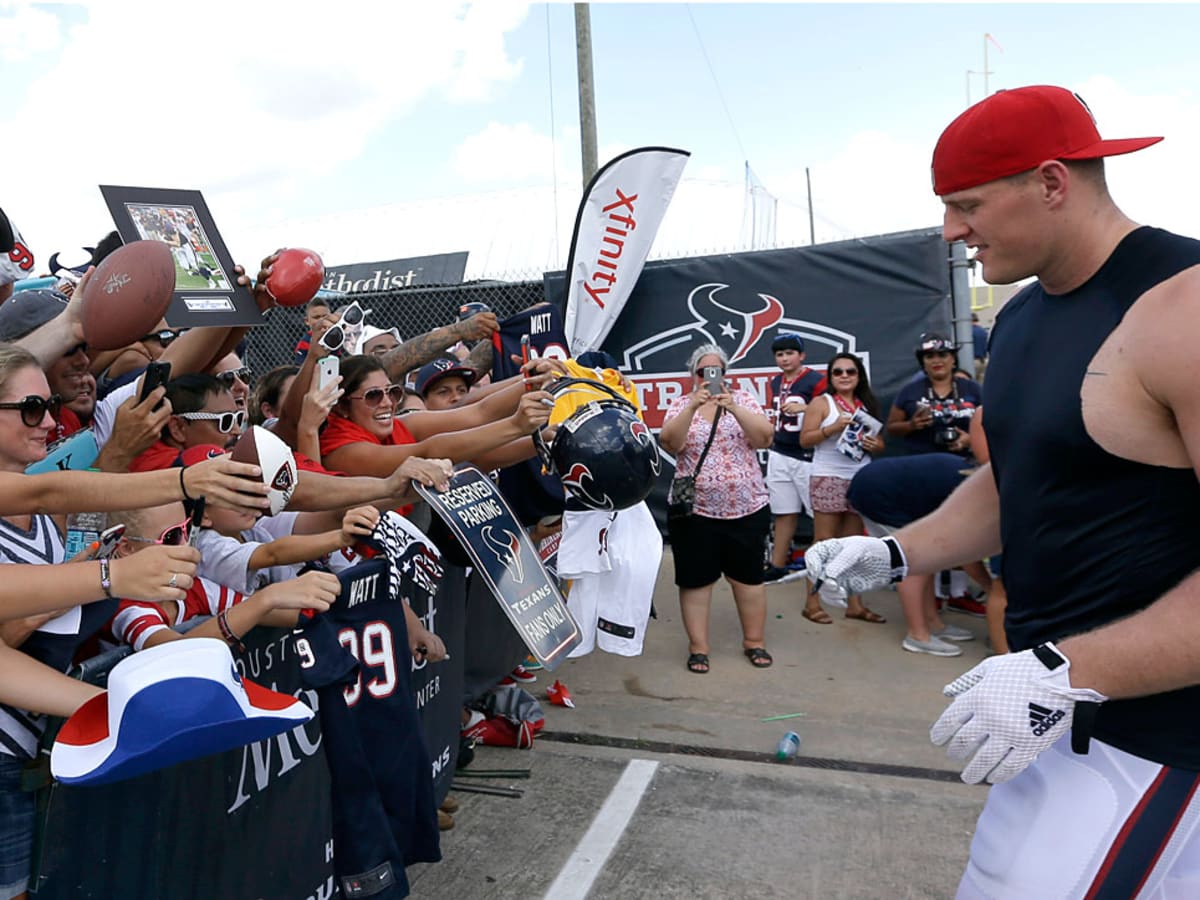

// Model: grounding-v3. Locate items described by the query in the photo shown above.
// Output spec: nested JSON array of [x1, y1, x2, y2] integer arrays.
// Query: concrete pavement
[[409, 549, 994, 898]]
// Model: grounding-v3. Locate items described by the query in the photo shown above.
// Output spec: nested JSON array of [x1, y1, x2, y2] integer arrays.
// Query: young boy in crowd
[[763, 332, 826, 582], [293, 297, 333, 364]]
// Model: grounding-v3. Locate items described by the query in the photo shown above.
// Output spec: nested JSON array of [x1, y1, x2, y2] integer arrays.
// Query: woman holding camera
[[799, 352, 886, 624], [659, 344, 774, 674], [886, 333, 982, 457]]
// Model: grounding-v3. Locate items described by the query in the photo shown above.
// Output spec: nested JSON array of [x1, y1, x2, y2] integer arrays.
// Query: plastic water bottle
[[775, 731, 801, 761]]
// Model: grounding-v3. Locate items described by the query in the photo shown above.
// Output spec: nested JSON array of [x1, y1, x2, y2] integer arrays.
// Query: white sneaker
[[934, 623, 975, 642], [902, 635, 963, 657]]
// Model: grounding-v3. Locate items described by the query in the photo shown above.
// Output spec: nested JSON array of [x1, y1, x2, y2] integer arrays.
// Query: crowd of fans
[[0, 210, 999, 894], [0, 236, 575, 899]]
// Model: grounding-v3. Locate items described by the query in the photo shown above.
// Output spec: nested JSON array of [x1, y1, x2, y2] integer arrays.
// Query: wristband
[[217, 610, 246, 654], [179, 466, 194, 502], [99, 558, 114, 599]]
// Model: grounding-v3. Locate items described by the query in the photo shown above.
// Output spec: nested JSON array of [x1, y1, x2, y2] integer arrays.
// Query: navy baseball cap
[[771, 331, 805, 353], [0, 289, 70, 341], [415, 357, 477, 397]]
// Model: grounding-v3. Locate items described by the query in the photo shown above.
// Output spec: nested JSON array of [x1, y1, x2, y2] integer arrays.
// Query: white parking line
[[543, 758, 659, 900]]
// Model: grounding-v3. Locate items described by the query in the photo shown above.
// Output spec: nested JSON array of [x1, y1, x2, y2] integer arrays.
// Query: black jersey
[[295, 558, 440, 899], [986, 226, 1200, 768], [768, 369, 825, 460], [493, 303, 568, 524]]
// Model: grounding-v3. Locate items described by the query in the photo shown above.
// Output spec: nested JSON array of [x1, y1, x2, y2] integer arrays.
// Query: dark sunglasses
[[125, 517, 190, 547], [143, 330, 181, 346], [0, 394, 63, 427], [347, 384, 405, 407], [177, 410, 247, 433], [215, 367, 252, 387], [63, 342, 88, 358], [921, 350, 953, 359], [830, 367, 858, 376]]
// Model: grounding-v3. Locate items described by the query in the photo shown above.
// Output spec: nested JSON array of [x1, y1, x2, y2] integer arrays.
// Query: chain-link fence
[[243, 267, 553, 378]]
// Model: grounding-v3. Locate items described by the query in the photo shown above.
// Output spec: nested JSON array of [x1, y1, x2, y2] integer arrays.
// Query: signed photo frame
[[100, 185, 264, 328]]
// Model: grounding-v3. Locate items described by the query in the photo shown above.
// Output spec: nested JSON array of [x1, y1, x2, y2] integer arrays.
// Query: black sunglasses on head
[[0, 394, 63, 427]]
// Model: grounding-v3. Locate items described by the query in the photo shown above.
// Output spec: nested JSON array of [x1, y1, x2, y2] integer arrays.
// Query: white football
[[231, 425, 298, 516]]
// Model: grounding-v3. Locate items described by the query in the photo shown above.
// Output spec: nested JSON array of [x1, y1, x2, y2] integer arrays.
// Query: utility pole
[[805, 167, 815, 245], [574, 4, 598, 185]]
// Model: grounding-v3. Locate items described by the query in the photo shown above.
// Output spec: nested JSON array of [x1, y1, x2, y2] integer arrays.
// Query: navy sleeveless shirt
[[985, 226, 1200, 768]]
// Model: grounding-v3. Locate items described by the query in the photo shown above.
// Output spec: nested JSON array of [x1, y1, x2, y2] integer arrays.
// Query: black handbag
[[668, 408, 722, 522]]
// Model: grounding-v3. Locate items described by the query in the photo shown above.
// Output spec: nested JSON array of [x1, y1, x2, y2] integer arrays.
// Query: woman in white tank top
[[799, 352, 886, 625]]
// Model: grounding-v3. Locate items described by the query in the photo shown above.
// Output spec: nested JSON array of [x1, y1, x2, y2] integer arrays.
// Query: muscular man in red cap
[[806, 85, 1200, 897]]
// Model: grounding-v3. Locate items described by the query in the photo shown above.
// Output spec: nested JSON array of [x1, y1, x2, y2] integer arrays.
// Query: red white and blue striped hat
[[51, 638, 312, 786]]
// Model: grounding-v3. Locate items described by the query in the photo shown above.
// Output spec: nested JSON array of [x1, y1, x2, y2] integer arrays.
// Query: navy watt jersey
[[493, 302, 569, 524], [769, 369, 825, 460], [295, 557, 440, 900]]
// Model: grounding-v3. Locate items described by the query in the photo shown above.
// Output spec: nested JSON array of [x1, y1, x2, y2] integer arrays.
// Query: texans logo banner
[[415, 465, 581, 670]]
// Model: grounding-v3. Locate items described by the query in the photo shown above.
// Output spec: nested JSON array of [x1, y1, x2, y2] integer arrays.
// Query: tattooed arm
[[381, 312, 498, 383]]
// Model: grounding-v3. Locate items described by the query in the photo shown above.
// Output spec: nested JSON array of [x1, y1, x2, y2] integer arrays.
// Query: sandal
[[802, 607, 834, 625], [845, 608, 887, 624], [686, 652, 710, 674], [744, 647, 773, 668]]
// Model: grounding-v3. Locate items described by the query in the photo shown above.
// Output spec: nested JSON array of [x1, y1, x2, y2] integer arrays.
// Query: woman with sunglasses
[[799, 352, 887, 625], [320, 355, 553, 478], [886, 333, 982, 457], [0, 344, 209, 900], [659, 344, 775, 674]]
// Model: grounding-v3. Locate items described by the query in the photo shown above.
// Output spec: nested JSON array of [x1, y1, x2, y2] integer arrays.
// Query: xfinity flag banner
[[563, 146, 689, 354], [416, 466, 581, 669]]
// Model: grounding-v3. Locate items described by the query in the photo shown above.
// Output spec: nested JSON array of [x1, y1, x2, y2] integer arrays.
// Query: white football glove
[[930, 642, 1108, 784], [804, 535, 908, 594]]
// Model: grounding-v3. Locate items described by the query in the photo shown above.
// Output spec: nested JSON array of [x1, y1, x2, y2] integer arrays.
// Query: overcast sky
[[5, 2, 1199, 279]]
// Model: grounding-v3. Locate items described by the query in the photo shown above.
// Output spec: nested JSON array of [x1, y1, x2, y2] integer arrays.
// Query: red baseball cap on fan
[[932, 85, 1163, 195]]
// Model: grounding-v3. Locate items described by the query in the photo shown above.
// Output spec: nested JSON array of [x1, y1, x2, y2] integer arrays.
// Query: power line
[[545, 3, 561, 266], [684, 4, 748, 161]]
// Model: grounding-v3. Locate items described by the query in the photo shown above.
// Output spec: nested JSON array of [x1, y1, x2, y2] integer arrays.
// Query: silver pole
[[574, 4, 598, 185]]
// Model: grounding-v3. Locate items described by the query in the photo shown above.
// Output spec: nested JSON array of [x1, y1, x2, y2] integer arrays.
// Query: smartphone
[[140, 360, 171, 410], [93, 523, 126, 560], [702, 365, 726, 395], [188, 497, 206, 548], [319, 324, 344, 352], [318, 356, 340, 390]]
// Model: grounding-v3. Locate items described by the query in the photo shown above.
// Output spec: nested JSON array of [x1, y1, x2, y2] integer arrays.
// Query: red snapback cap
[[932, 85, 1162, 195]]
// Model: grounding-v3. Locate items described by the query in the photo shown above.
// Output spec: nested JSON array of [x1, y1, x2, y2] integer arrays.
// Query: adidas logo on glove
[[1028, 702, 1065, 736]]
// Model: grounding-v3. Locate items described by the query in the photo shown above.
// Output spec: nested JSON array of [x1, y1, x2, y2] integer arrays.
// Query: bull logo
[[629, 420, 661, 476], [481, 525, 525, 583], [271, 462, 296, 502], [687, 283, 785, 363], [562, 462, 613, 510]]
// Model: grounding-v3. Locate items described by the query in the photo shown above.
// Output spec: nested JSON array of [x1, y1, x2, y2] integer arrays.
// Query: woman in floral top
[[659, 344, 774, 674]]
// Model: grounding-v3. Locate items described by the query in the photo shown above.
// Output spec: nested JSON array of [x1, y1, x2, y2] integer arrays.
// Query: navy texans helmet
[[456, 301, 492, 322], [538, 377, 661, 511]]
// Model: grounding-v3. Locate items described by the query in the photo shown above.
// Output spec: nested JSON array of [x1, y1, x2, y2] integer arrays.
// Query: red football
[[266, 248, 325, 308], [80, 240, 175, 351]]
